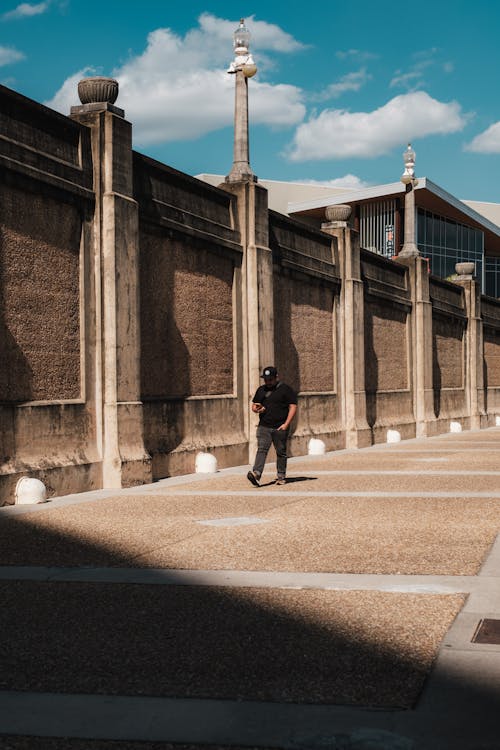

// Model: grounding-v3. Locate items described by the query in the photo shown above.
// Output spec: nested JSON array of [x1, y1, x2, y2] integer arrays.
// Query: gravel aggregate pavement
[[3, 428, 500, 747], [1, 493, 500, 574], [0, 581, 463, 708]]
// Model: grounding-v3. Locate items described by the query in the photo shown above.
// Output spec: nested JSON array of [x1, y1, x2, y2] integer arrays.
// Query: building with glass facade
[[198, 173, 500, 296], [286, 178, 500, 296]]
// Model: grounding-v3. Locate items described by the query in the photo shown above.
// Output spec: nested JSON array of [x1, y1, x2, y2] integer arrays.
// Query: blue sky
[[1, 0, 500, 201]]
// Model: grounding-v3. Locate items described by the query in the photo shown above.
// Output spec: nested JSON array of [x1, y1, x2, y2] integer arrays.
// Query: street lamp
[[399, 142, 420, 257], [401, 143, 416, 185], [225, 19, 258, 183], [228, 19, 257, 78]]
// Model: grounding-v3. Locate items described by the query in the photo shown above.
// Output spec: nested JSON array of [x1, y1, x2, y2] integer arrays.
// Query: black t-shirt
[[252, 382, 298, 429]]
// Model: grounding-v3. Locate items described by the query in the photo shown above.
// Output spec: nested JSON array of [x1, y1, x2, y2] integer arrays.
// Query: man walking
[[247, 366, 298, 487]]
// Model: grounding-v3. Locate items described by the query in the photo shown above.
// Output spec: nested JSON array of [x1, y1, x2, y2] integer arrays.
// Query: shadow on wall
[[433, 325, 442, 419], [0, 321, 34, 404], [0, 229, 34, 404], [137, 166, 238, 479], [364, 303, 378, 429], [139, 209, 190, 466], [0, 240, 34, 470], [273, 271, 300, 391], [0, 182, 82, 405], [273, 270, 300, 443], [364, 299, 412, 429], [484, 353, 489, 415], [481, 326, 500, 417]]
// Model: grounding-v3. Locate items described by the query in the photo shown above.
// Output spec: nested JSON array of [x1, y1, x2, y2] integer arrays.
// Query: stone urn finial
[[324, 204, 352, 223], [455, 262, 475, 279], [77, 76, 119, 105]]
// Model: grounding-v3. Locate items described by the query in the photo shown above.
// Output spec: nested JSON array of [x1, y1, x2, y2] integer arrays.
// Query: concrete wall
[[269, 211, 343, 455], [361, 250, 413, 441], [0, 82, 499, 504], [429, 277, 467, 430], [133, 154, 246, 478], [0, 85, 99, 503], [482, 296, 500, 418]]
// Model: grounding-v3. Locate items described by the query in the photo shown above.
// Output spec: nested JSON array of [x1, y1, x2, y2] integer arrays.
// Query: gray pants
[[253, 425, 289, 479]]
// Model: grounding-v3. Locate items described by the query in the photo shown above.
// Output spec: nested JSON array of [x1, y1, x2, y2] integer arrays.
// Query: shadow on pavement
[[0, 501, 497, 748], [256, 477, 317, 487], [280, 477, 318, 484]]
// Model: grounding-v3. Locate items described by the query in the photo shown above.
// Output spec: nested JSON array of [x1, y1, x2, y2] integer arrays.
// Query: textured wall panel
[[365, 300, 408, 392], [432, 315, 464, 390], [484, 329, 500, 388], [274, 273, 334, 393], [140, 234, 234, 398], [0, 186, 81, 402]]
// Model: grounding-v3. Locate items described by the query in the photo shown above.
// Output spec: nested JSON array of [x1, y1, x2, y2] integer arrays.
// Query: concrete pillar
[[322, 213, 371, 448], [397, 256, 435, 436], [226, 19, 257, 185], [226, 70, 256, 184], [455, 266, 486, 429], [399, 144, 419, 258], [71, 81, 152, 488], [399, 183, 419, 258], [222, 21, 270, 461], [222, 180, 273, 460]]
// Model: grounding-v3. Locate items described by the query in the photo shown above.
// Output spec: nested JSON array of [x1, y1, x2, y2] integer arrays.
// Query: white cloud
[[311, 68, 371, 102], [390, 49, 453, 91], [2, 2, 49, 20], [0, 45, 24, 65], [465, 122, 500, 153], [287, 91, 467, 162], [391, 59, 433, 90], [45, 15, 306, 145], [47, 67, 93, 112], [196, 13, 307, 54], [336, 49, 377, 61], [295, 175, 370, 189], [390, 69, 424, 90]]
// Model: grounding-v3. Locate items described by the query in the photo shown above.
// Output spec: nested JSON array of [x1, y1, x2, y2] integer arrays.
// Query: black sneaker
[[247, 471, 260, 487]]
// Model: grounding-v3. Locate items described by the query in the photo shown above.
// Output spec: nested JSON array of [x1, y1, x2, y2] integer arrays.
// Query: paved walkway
[[2, 429, 500, 749]]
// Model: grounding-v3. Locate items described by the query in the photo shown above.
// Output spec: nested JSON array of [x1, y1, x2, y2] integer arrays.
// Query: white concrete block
[[450, 421, 462, 433], [495, 415, 500, 427], [308, 438, 326, 455], [15, 477, 47, 505], [386, 429, 401, 444], [195, 452, 218, 473]]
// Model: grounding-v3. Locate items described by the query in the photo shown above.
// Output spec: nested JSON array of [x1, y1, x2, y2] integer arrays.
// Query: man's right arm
[[252, 388, 265, 413]]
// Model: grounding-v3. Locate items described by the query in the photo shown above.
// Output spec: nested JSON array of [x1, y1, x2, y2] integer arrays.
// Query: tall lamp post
[[399, 143, 420, 257], [226, 19, 258, 183]]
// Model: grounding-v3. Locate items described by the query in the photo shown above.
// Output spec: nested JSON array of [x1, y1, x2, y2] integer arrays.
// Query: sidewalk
[[2, 429, 500, 749]]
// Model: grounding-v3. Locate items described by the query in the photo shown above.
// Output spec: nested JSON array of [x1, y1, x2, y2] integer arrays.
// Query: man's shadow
[[257, 477, 318, 487]]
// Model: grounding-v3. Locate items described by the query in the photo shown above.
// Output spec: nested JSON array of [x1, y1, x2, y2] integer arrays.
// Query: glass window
[[416, 208, 486, 291], [486, 258, 500, 298], [464, 227, 471, 253], [417, 211, 425, 244], [445, 219, 457, 249], [425, 214, 433, 246]]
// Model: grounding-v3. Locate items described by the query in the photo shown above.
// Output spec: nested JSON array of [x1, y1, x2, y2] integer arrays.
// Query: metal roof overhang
[[288, 178, 500, 256]]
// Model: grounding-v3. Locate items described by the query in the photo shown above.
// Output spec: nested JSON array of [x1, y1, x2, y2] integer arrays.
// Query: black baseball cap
[[260, 366, 278, 378]]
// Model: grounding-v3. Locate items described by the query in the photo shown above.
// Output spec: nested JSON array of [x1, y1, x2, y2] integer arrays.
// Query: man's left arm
[[278, 402, 297, 431]]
